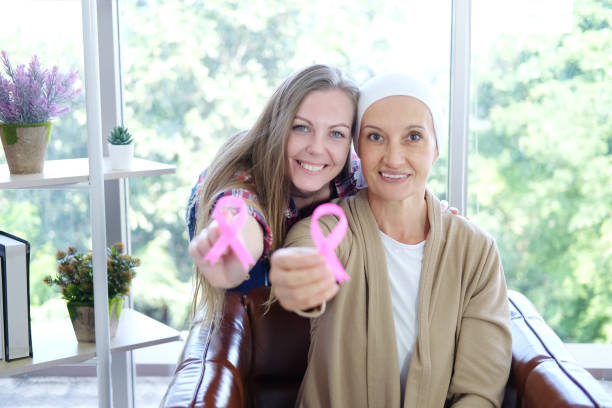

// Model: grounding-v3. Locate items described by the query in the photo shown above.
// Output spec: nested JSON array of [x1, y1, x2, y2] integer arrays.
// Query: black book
[[0, 230, 33, 361]]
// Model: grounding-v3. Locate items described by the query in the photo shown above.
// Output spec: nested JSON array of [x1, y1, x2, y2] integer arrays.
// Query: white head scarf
[[355, 72, 445, 155]]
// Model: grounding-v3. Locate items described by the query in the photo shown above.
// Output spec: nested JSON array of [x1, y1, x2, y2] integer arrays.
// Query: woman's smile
[[296, 159, 327, 173], [378, 170, 411, 183]]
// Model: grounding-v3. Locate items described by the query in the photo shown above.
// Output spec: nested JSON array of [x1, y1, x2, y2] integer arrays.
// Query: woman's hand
[[440, 199, 459, 215], [188, 215, 263, 289], [270, 247, 339, 312], [440, 200, 471, 219]]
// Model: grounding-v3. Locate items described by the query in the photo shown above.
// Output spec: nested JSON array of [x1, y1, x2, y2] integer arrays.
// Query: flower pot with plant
[[107, 125, 134, 170], [44, 242, 140, 342], [0, 51, 80, 174]]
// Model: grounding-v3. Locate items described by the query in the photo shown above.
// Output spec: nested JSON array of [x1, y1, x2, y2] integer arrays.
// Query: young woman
[[270, 73, 512, 407], [186, 64, 360, 326]]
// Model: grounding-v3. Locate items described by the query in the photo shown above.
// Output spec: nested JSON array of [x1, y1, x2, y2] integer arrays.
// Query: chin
[[369, 188, 413, 202], [293, 181, 326, 195], [291, 171, 331, 195]]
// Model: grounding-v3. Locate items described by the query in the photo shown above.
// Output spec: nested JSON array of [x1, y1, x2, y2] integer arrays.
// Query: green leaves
[[0, 125, 18, 144], [44, 242, 140, 305], [107, 126, 133, 145], [471, 0, 612, 342]]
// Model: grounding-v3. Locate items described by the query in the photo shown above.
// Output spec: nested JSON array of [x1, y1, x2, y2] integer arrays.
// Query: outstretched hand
[[270, 247, 339, 313], [188, 219, 257, 289]]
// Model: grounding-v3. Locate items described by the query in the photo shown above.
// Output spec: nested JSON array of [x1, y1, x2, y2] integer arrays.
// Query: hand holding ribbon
[[204, 196, 256, 271], [310, 203, 350, 284]]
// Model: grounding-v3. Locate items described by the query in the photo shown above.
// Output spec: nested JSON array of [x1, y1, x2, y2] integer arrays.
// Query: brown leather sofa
[[161, 287, 612, 408]]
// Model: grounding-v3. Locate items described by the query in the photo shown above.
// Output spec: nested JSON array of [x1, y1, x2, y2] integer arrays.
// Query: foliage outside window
[[4, 0, 607, 347], [118, 0, 451, 330], [470, 0, 611, 342], [0, 0, 88, 324]]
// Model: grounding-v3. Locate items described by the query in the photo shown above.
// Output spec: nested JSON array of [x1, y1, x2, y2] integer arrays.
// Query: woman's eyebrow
[[363, 124, 426, 131], [293, 115, 312, 125], [295, 115, 350, 129], [330, 123, 351, 129], [406, 125, 426, 131]]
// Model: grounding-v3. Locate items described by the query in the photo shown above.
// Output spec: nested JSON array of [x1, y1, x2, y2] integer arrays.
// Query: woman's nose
[[305, 131, 325, 155], [383, 142, 404, 167]]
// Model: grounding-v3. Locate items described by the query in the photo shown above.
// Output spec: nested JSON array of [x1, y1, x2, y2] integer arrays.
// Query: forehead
[[296, 89, 353, 118], [361, 95, 433, 129]]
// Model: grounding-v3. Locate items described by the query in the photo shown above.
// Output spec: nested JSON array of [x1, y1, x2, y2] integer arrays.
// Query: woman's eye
[[367, 133, 383, 142], [331, 130, 345, 139], [408, 132, 422, 141], [293, 124, 308, 132]]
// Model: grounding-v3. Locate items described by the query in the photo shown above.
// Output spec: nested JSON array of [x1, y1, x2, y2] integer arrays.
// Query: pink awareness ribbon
[[310, 203, 350, 284], [204, 196, 256, 270]]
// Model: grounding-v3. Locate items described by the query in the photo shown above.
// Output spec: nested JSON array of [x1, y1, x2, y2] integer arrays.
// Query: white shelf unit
[[0, 158, 179, 407], [0, 309, 180, 378], [0, 158, 175, 189], [1, 2, 180, 406]]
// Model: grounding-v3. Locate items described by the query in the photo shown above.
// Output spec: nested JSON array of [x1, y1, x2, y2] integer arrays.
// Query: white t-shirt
[[379, 230, 425, 401]]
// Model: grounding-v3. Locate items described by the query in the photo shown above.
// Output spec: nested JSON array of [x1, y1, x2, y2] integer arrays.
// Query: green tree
[[471, 0, 612, 342], [119, 0, 415, 329], [119, 0, 310, 328]]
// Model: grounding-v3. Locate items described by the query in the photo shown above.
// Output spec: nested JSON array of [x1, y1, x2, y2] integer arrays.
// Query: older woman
[[270, 73, 512, 407]]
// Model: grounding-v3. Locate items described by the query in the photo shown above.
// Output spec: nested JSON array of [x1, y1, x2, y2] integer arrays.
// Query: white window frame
[[448, 0, 470, 215]]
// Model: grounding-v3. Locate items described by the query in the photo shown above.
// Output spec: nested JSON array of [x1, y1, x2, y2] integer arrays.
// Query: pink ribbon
[[310, 203, 350, 283], [204, 196, 255, 270]]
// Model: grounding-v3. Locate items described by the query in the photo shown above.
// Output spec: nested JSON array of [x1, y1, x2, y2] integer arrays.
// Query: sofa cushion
[[245, 287, 310, 381]]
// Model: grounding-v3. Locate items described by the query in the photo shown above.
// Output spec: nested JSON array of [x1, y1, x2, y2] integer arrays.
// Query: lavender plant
[[0, 51, 81, 125]]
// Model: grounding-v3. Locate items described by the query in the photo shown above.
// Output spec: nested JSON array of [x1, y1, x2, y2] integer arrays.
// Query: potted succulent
[[44, 242, 140, 342], [0, 51, 80, 174], [107, 125, 134, 170]]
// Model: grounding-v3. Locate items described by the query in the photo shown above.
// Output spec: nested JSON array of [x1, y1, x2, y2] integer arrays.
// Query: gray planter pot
[[66, 297, 122, 343], [0, 122, 52, 174]]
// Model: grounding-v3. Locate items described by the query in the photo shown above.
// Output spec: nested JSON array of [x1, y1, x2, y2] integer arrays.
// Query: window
[[118, 0, 452, 332], [0, 0, 97, 404], [469, 0, 611, 342], [0, 0, 88, 325]]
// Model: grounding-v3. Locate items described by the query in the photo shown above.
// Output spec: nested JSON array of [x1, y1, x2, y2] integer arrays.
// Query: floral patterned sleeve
[[185, 169, 273, 260], [332, 153, 365, 198]]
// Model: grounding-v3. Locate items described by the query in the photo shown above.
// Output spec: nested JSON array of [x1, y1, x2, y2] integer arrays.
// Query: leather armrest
[[507, 290, 612, 408], [162, 292, 252, 408]]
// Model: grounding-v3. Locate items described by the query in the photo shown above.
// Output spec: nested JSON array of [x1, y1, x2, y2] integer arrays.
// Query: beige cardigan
[[284, 189, 512, 408]]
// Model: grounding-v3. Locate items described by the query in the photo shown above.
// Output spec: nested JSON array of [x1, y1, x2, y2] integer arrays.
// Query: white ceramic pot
[[108, 143, 134, 170]]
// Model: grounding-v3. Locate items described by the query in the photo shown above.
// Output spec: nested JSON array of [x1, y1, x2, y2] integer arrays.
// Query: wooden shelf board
[[0, 157, 176, 189], [0, 309, 181, 378]]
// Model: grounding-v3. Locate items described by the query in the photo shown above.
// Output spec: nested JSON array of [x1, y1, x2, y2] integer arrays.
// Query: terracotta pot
[[0, 122, 52, 174], [66, 296, 123, 343]]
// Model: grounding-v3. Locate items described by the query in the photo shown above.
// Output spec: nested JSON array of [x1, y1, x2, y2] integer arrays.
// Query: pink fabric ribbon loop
[[310, 203, 350, 284], [204, 196, 256, 271]]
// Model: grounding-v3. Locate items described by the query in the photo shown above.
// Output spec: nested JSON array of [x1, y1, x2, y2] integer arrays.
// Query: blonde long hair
[[192, 64, 359, 327]]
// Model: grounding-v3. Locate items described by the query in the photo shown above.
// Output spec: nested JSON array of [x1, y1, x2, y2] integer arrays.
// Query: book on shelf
[[0, 230, 33, 361]]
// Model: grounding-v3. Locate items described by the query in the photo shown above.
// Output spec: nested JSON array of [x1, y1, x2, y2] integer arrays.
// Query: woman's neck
[[368, 191, 429, 245], [292, 183, 332, 211]]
